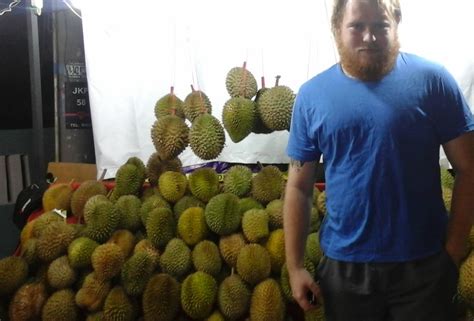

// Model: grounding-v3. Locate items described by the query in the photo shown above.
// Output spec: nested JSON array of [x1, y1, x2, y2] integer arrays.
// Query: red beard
[[336, 35, 400, 81]]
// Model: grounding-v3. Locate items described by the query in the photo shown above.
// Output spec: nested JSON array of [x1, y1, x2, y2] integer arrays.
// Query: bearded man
[[284, 0, 474, 320]]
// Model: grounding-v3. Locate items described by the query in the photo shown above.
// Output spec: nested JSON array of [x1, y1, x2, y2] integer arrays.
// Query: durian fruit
[[440, 168, 455, 189], [223, 165, 253, 197], [192, 240, 222, 277], [188, 167, 221, 202], [142, 273, 180, 321], [103, 286, 134, 321], [86, 311, 104, 321], [8, 282, 48, 321], [75, 272, 111, 312], [133, 239, 160, 268], [469, 226, 474, 249], [114, 195, 142, 232], [218, 274, 251, 321], [265, 229, 286, 274], [160, 238, 192, 278], [178, 207, 209, 246], [304, 305, 325, 321], [68, 236, 99, 269], [21, 238, 39, 265], [310, 207, 321, 233], [225, 63, 258, 99], [110, 157, 146, 201], [242, 208, 270, 243], [442, 186, 453, 213], [47, 255, 77, 289], [30, 211, 63, 237], [91, 243, 125, 281], [146, 207, 176, 249], [305, 232, 323, 267], [219, 233, 247, 269], [458, 253, 474, 307], [236, 244, 271, 285], [183, 85, 212, 122], [181, 271, 218, 320], [253, 76, 274, 134], [316, 191, 327, 217], [280, 259, 316, 302], [266, 199, 284, 230], [158, 171, 188, 203], [140, 194, 171, 226], [257, 75, 296, 131], [37, 221, 77, 262], [121, 251, 156, 296], [146, 152, 182, 186], [239, 197, 264, 215], [71, 180, 108, 219], [250, 278, 286, 321], [107, 229, 136, 258], [42, 289, 79, 321], [174, 195, 206, 220], [83, 195, 120, 243], [0, 256, 29, 296], [205, 193, 241, 236], [222, 97, 256, 143], [151, 115, 189, 160], [206, 310, 226, 321], [189, 113, 226, 160], [154, 86, 185, 119], [251, 165, 284, 204], [42, 182, 74, 212]]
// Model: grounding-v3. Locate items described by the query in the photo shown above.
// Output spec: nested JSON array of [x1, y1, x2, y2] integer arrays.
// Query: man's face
[[335, 0, 400, 81]]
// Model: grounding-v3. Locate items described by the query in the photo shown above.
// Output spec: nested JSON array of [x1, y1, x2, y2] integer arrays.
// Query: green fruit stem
[[274, 75, 281, 87], [240, 61, 249, 98]]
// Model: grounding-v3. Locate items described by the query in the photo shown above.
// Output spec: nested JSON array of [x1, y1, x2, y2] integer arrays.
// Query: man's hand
[[288, 267, 323, 311]]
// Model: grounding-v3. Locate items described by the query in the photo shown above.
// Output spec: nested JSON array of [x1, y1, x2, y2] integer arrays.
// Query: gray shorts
[[317, 249, 459, 321]]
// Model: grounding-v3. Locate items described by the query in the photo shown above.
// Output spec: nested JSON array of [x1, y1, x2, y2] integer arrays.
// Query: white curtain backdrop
[[80, 0, 474, 178]]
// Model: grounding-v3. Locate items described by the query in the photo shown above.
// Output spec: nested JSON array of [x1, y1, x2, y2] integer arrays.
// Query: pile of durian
[[0, 156, 328, 321]]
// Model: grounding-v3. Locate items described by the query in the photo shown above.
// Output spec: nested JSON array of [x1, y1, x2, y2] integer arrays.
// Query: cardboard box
[[47, 162, 97, 183]]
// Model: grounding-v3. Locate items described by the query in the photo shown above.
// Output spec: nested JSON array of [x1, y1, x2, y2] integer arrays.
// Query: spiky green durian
[[8, 282, 47, 321], [110, 157, 146, 201], [181, 271, 217, 320], [68, 236, 99, 269], [219, 233, 247, 268], [173, 195, 205, 220], [83, 195, 120, 243], [316, 191, 327, 216], [242, 208, 270, 243], [205, 193, 241, 236], [178, 207, 209, 246], [305, 232, 323, 267], [251, 165, 284, 204], [114, 195, 142, 232], [458, 253, 474, 307], [223, 165, 253, 197], [71, 180, 108, 219], [103, 286, 134, 321], [121, 251, 156, 296], [192, 240, 222, 277], [189, 113, 225, 160], [47, 255, 77, 289], [253, 76, 273, 134], [218, 274, 251, 321], [146, 207, 176, 249], [225, 64, 258, 99], [440, 168, 455, 189], [21, 238, 38, 265], [310, 207, 321, 232], [140, 194, 171, 226], [143, 273, 180, 321], [206, 310, 226, 321], [158, 171, 188, 203], [146, 152, 182, 186], [0, 256, 29, 296], [42, 183, 74, 212], [91, 243, 125, 281], [188, 167, 220, 202], [107, 229, 136, 258], [37, 221, 77, 262], [238, 197, 264, 215], [154, 88, 185, 119], [183, 87, 212, 122], [133, 239, 160, 268], [442, 186, 452, 213], [257, 76, 295, 131], [250, 278, 285, 321], [304, 305, 325, 321], [151, 115, 189, 160], [265, 229, 286, 274], [75, 272, 111, 312], [266, 199, 284, 230], [236, 244, 271, 285], [31, 211, 63, 237], [160, 238, 192, 278], [42, 289, 78, 321], [222, 97, 256, 143]]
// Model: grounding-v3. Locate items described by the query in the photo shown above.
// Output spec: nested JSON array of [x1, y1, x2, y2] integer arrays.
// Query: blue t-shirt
[[287, 52, 474, 262]]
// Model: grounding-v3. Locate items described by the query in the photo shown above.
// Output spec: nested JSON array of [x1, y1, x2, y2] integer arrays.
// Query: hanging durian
[[183, 85, 212, 122], [225, 62, 258, 99], [154, 86, 185, 119]]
